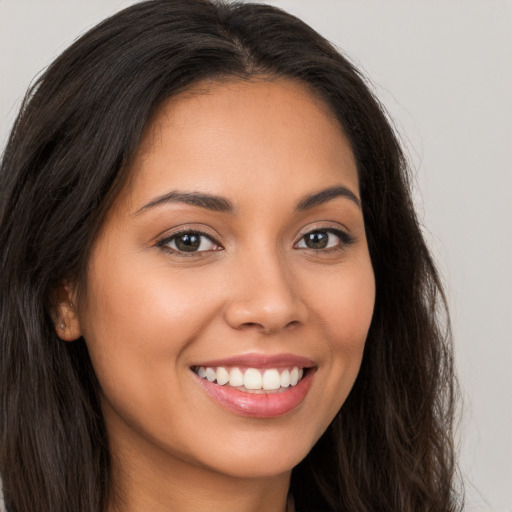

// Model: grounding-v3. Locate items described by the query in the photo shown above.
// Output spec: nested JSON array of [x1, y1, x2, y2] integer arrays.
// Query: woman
[[0, 1, 461, 511]]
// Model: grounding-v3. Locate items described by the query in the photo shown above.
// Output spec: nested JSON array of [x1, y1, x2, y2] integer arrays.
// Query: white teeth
[[244, 368, 262, 390], [216, 366, 229, 385], [280, 369, 291, 388], [262, 369, 281, 390], [290, 367, 299, 386], [195, 365, 306, 391], [229, 367, 244, 387], [205, 367, 216, 382]]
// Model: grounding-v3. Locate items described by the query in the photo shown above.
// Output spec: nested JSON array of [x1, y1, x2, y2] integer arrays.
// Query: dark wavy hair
[[0, 1, 461, 511]]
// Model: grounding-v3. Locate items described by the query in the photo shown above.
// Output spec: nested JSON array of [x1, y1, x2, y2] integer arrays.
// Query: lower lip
[[193, 370, 314, 418]]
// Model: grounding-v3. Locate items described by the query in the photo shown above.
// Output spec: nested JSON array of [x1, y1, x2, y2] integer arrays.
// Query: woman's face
[[74, 79, 375, 479]]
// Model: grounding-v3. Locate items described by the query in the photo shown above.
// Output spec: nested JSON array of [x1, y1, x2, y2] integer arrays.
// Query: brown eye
[[302, 231, 330, 249], [174, 233, 202, 252], [159, 231, 220, 253], [295, 228, 354, 251]]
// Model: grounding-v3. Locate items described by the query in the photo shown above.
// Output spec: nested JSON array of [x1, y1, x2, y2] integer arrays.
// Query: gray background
[[1, 1, 511, 511]]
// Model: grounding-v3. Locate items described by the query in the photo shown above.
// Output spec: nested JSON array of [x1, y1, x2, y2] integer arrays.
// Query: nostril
[[236, 319, 301, 334], [237, 321, 266, 331]]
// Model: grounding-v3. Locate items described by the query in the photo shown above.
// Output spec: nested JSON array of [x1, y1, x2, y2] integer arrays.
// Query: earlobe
[[52, 281, 82, 342]]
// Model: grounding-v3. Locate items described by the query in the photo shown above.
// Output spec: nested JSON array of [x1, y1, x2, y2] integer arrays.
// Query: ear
[[51, 280, 82, 342]]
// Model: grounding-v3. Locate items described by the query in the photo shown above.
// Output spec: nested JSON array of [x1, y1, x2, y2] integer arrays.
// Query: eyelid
[[153, 223, 221, 244], [294, 224, 356, 250], [155, 226, 223, 254], [294, 221, 353, 240]]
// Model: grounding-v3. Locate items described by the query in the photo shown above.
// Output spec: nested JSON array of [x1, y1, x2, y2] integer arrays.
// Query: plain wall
[[1, 1, 511, 511]]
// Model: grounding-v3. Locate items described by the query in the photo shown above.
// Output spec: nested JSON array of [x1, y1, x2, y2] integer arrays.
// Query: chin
[[191, 427, 318, 479]]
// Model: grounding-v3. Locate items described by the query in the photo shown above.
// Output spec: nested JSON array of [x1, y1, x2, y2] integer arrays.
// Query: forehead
[[120, 78, 359, 211]]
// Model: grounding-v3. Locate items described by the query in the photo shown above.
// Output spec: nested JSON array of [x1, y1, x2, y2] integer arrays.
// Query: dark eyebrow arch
[[134, 191, 235, 215], [296, 185, 361, 211]]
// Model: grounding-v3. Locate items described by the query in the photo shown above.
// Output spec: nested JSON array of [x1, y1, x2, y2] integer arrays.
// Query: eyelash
[[295, 228, 355, 252], [155, 229, 221, 256], [155, 227, 355, 256]]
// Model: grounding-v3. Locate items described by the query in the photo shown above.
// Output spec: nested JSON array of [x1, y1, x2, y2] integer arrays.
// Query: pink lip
[[191, 352, 316, 370], [191, 353, 316, 418]]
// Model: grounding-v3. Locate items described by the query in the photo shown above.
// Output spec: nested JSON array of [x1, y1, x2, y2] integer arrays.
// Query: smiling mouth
[[192, 366, 307, 393], [190, 355, 316, 417]]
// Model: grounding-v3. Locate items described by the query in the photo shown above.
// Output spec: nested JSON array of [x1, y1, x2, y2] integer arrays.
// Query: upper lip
[[191, 352, 316, 369]]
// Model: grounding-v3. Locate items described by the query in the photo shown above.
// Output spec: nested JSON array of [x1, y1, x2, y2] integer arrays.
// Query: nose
[[223, 251, 308, 334]]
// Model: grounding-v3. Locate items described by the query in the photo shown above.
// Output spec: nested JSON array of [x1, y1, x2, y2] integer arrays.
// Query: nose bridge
[[223, 244, 307, 333]]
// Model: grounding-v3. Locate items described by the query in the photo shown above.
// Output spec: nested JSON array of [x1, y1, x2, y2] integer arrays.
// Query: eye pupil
[[176, 233, 201, 252], [305, 231, 328, 249]]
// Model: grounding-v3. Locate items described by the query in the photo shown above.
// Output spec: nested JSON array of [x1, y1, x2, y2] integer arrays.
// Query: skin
[[57, 78, 375, 512]]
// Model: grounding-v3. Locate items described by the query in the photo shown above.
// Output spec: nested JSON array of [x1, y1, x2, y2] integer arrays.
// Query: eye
[[295, 228, 352, 251], [157, 230, 221, 254]]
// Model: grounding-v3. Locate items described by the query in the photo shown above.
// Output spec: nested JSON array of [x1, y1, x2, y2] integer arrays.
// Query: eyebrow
[[134, 184, 360, 216], [134, 191, 234, 215], [295, 185, 361, 211]]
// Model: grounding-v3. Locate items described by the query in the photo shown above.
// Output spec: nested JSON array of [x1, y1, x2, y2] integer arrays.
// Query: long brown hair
[[0, 1, 461, 510]]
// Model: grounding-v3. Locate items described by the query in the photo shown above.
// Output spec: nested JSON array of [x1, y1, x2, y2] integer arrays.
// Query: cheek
[[305, 257, 375, 419], [77, 249, 222, 418], [82, 251, 218, 352], [78, 255, 219, 437], [311, 257, 375, 350], [333, 266, 374, 368]]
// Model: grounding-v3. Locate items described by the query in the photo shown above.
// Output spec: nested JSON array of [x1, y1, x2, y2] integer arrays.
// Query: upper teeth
[[195, 366, 305, 391]]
